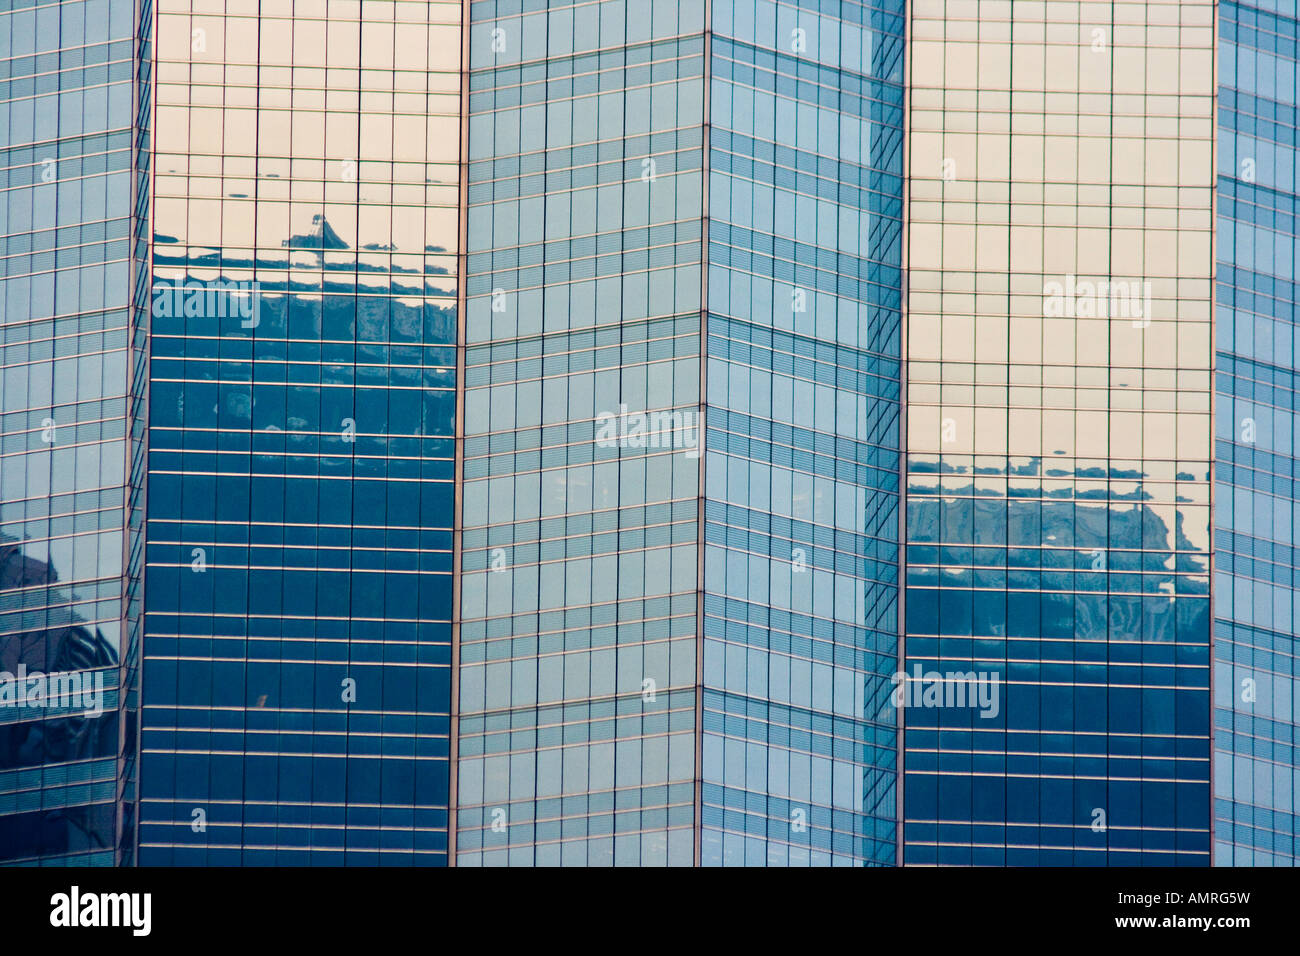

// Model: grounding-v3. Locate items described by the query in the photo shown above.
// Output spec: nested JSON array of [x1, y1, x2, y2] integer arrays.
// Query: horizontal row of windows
[[0, 769, 114, 811], [713, 135, 903, 215], [717, 30, 899, 105], [472, 0, 895, 33], [912, 551, 1203, 581], [138, 848, 446, 865], [0, 558, 122, 608], [462, 425, 697, 481], [140, 826, 448, 847], [460, 791, 693, 846], [145, 489, 454, 533], [147, 520, 450, 544], [147, 539, 451, 565], [2, 388, 124, 435], [0, 604, 120, 646], [1217, 455, 1300, 496], [0, 238, 129, 279], [1226, 5, 1300, 58], [137, 766, 450, 805], [459, 624, 698, 682], [150, 256, 458, 290], [1220, 261, 1300, 310], [1221, 104, 1300, 151], [142, 620, 450, 643], [902, 832, 1209, 853], [3, 423, 124, 462], [0, 53, 130, 109], [467, 312, 693, 370], [1219, 169, 1300, 223], [148, 312, 455, 352], [0, 490, 121, 542], [703, 824, 886, 865], [703, 709, 892, 766], [468, 81, 704, 163], [1211, 796, 1294, 842], [458, 748, 695, 808], [471, 54, 704, 118], [714, 403, 897, 467], [715, 212, 901, 284], [460, 707, 695, 762], [470, 129, 702, 194], [457, 811, 694, 853], [466, 240, 703, 299], [468, 214, 703, 277], [145, 570, 452, 620], [904, 780, 1210, 819], [1220, 351, 1300, 400], [1219, 377, 1300, 417], [1216, 545, 1300, 586], [909, 495, 1207, 537], [1220, 184, 1300, 239], [464, 530, 697, 578], [0, 128, 128, 174], [717, 0, 904, 41], [463, 492, 694, 545], [460, 592, 694, 644], [708, 585, 895, 651], [709, 496, 897, 555], [1, 217, 130, 270], [1217, 706, 1300, 750], [1216, 631, 1299, 676], [467, 0, 702, 71], [907, 485, 1206, 511], [1217, 729, 1300, 778], [1214, 829, 1298, 861], [147, 444, 455, 469], [152, 362, 455, 386], [714, 55, 899, 131], [711, 237, 899, 309], [910, 456, 1209, 483], [0, 302, 124, 349], [460, 554, 697, 622], [712, 312, 899, 378], [143, 708, 449, 736], [460, 649, 689, 717], [151, 370, 454, 395], [1, 512, 123, 560], [143, 728, 449, 752], [906, 586, 1210, 632], [907, 570, 1209, 599], [1, 329, 123, 378], [701, 822, 893, 867]]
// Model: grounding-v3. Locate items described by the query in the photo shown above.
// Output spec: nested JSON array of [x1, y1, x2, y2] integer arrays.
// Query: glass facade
[[453, 0, 905, 867], [903, 0, 1216, 864], [5, 0, 1300, 870], [455, 0, 705, 867], [1216, 0, 1300, 866], [0, 0, 146, 866], [700, 0, 903, 866], [138, 0, 461, 864]]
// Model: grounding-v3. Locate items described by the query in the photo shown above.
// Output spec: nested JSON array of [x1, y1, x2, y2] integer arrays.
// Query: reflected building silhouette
[[0, 535, 121, 864]]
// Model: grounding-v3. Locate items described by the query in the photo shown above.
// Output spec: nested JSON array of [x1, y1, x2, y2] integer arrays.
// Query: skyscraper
[[0, 0, 149, 866], [454, 0, 706, 867], [0, 0, 1296, 869], [138, 0, 461, 864], [1216, 0, 1300, 867], [454, 0, 904, 868], [903, 0, 1215, 865], [697, 0, 904, 867]]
